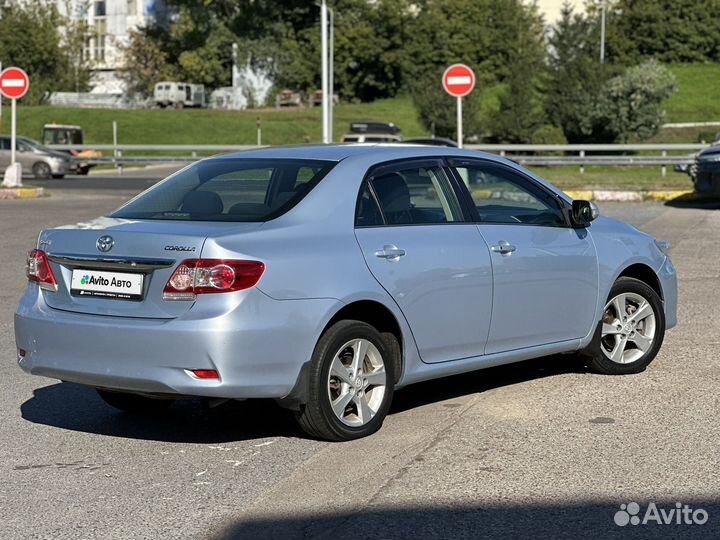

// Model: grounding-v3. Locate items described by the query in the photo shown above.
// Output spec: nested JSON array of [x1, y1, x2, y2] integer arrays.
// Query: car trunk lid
[[39, 218, 262, 319]]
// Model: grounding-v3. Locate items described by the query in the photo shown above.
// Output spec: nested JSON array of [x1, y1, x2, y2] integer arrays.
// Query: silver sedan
[[15, 145, 677, 441]]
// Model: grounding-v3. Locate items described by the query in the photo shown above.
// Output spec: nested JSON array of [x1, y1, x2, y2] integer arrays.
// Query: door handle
[[374, 245, 406, 261], [490, 240, 516, 255]]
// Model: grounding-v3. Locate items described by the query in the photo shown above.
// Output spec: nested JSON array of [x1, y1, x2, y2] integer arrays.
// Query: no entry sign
[[0, 67, 30, 100], [0, 67, 30, 187], [442, 64, 475, 98], [441, 64, 476, 148]]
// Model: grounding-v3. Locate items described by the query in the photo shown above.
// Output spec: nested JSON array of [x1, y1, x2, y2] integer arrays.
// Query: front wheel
[[583, 277, 665, 375], [296, 320, 395, 441], [96, 388, 174, 413], [32, 162, 51, 179]]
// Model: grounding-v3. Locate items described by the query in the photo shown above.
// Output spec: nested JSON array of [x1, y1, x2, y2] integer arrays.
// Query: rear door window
[[112, 159, 335, 222], [356, 162, 463, 226]]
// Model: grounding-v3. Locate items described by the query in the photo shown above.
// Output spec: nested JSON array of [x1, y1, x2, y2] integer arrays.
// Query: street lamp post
[[320, 0, 329, 143], [328, 6, 334, 143], [600, 0, 607, 64]]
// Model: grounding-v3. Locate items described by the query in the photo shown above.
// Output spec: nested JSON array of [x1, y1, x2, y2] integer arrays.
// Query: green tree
[[545, 2, 614, 143], [601, 0, 720, 64], [488, 2, 546, 143], [0, 0, 91, 104], [595, 59, 676, 142], [119, 30, 177, 97], [407, 0, 545, 139]]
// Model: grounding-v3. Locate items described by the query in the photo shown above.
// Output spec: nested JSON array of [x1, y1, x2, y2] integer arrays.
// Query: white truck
[[153, 82, 206, 108]]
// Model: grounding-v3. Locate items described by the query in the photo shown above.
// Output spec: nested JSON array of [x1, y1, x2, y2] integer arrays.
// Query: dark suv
[[689, 140, 720, 195]]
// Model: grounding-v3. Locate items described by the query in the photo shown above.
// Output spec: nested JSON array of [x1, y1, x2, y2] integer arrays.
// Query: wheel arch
[[322, 300, 404, 385], [276, 298, 406, 411], [617, 263, 663, 300]]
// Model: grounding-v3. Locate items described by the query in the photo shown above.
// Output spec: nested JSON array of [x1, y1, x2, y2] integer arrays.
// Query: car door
[[354, 159, 493, 364], [450, 159, 599, 355], [0, 137, 11, 170], [16, 140, 36, 170]]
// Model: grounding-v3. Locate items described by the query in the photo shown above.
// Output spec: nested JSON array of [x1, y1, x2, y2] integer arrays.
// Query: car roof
[[44, 124, 82, 130], [218, 143, 507, 165]]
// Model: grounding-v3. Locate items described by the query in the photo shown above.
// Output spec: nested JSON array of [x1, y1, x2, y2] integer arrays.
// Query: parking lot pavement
[[1, 189, 718, 539]]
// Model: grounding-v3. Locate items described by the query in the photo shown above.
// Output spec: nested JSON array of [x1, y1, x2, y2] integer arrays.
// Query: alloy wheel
[[601, 292, 657, 364], [327, 338, 387, 427]]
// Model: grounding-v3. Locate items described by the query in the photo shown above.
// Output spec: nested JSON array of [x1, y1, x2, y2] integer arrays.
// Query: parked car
[[41, 124, 101, 175], [686, 144, 720, 195], [153, 82, 206, 108], [310, 90, 339, 107], [341, 121, 402, 143], [15, 145, 677, 441], [275, 90, 304, 108], [0, 135, 70, 179]]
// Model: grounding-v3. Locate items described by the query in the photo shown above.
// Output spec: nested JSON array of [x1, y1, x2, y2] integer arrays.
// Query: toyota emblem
[[96, 235, 114, 253]]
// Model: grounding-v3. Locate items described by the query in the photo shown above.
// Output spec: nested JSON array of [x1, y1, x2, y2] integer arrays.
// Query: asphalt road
[[1, 178, 718, 540]]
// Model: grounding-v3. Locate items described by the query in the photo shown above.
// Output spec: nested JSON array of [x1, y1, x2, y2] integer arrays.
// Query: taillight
[[163, 259, 265, 300], [26, 249, 58, 292]]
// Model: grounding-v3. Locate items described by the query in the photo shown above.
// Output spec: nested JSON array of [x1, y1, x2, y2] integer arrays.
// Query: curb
[[472, 188, 697, 203], [563, 189, 694, 202], [0, 187, 47, 200]]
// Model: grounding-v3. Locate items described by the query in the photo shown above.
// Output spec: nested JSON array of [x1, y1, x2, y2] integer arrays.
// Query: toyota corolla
[[14, 145, 677, 441]]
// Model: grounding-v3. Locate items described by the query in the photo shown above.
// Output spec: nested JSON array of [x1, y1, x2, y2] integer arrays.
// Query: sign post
[[442, 64, 476, 149], [0, 67, 30, 187], [0, 61, 3, 134]]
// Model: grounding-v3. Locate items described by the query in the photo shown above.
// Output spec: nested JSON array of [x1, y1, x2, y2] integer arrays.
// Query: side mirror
[[571, 200, 599, 227]]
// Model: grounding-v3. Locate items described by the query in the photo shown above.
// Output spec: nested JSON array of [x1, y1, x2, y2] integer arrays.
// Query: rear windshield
[[111, 158, 336, 222]]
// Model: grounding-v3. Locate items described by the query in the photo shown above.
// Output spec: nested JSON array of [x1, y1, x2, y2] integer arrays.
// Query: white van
[[153, 82, 205, 108]]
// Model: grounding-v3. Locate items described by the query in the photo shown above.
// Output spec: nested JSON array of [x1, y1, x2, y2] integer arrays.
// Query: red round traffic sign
[[442, 64, 475, 98], [0, 67, 30, 100]]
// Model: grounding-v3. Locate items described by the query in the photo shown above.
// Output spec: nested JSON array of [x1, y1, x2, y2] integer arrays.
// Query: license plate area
[[70, 269, 145, 301]]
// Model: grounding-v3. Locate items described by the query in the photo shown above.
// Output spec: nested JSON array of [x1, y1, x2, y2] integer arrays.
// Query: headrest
[[373, 173, 410, 214], [180, 191, 223, 215]]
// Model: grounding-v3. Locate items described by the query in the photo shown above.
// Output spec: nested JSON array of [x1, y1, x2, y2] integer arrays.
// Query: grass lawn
[[665, 63, 720, 123], [7, 97, 427, 146], [529, 165, 693, 191]]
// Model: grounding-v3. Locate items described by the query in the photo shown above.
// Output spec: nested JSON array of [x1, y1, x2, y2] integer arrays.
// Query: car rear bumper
[[15, 285, 339, 399]]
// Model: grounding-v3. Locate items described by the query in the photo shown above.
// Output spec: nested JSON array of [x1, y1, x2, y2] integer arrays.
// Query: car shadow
[[20, 354, 588, 444], [208, 500, 720, 540], [665, 195, 720, 209]]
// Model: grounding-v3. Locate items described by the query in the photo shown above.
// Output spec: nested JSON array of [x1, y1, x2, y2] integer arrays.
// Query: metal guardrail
[[48, 143, 708, 176]]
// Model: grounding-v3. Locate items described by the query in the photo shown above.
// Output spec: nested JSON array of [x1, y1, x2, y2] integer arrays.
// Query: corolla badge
[[96, 235, 114, 253]]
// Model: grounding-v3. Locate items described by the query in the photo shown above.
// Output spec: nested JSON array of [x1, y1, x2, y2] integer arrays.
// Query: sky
[[536, 0, 585, 24]]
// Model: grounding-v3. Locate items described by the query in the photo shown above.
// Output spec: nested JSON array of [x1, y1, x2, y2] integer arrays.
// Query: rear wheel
[[96, 388, 174, 413], [296, 320, 394, 441], [583, 277, 665, 374], [32, 162, 51, 179]]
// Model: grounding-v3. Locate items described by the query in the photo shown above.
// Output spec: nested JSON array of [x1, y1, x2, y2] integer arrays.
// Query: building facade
[[57, 0, 168, 92]]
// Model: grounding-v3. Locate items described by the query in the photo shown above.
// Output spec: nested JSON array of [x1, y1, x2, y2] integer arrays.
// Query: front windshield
[[111, 158, 336, 222]]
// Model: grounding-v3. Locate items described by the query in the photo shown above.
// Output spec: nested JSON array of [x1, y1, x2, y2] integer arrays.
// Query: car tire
[[51, 174, 64, 179], [32, 162, 51, 179], [296, 320, 395, 441], [582, 277, 665, 375], [96, 388, 174, 413]]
